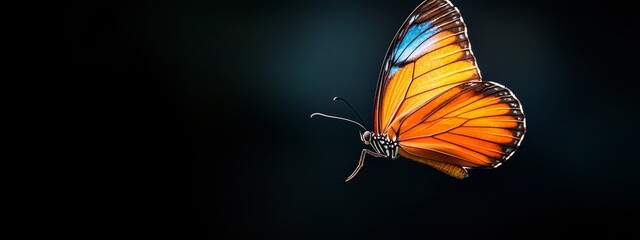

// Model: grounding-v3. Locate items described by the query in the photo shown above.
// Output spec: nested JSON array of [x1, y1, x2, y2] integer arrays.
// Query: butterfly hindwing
[[396, 81, 525, 178]]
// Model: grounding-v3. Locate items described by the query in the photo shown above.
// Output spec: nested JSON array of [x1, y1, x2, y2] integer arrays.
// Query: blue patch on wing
[[391, 21, 435, 63], [388, 66, 401, 77]]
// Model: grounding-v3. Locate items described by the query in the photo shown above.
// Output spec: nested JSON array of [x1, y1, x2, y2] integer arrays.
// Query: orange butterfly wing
[[396, 82, 525, 178], [374, 0, 481, 134], [373, 0, 526, 178]]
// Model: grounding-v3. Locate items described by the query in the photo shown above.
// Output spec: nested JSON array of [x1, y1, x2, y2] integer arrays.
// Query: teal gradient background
[[59, 0, 639, 238]]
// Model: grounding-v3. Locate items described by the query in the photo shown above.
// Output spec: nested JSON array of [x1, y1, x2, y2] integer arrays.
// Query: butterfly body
[[364, 132, 399, 160], [313, 0, 526, 181]]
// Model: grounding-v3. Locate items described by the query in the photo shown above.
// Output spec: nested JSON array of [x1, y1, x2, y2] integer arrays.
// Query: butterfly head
[[360, 131, 372, 145]]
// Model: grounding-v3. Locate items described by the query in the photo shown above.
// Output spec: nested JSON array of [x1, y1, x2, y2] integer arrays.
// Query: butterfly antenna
[[332, 97, 367, 129], [310, 113, 366, 131]]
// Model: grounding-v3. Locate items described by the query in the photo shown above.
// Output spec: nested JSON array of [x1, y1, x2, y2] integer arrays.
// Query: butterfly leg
[[345, 149, 385, 182]]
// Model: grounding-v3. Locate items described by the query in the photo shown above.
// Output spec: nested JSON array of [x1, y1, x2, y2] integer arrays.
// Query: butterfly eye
[[362, 131, 372, 144]]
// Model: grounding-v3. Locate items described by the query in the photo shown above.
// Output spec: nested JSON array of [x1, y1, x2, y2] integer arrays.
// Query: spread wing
[[371, 0, 526, 178]]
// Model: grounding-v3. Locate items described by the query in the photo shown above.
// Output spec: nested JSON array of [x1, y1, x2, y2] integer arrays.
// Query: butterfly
[[312, 0, 526, 181]]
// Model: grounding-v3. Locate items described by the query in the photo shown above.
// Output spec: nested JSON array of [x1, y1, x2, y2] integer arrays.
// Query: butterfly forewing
[[374, 0, 481, 134]]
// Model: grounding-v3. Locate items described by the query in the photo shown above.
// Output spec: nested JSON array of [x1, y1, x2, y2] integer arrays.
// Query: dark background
[[57, 0, 639, 239]]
